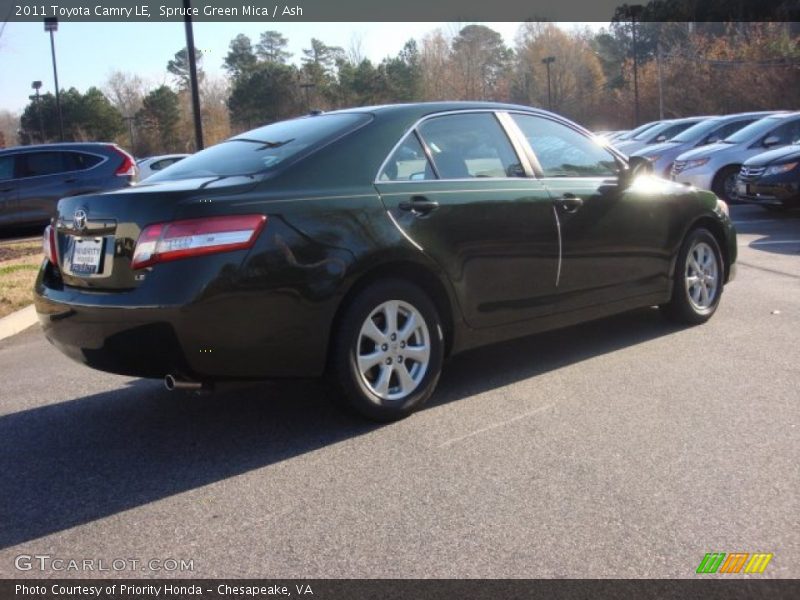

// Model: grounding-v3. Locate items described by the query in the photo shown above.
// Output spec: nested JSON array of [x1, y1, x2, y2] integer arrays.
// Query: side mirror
[[705, 136, 720, 145], [620, 156, 653, 186], [655, 134, 667, 142], [763, 135, 781, 147]]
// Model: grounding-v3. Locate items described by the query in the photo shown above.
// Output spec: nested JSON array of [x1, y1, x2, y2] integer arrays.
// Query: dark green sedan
[[34, 102, 737, 421]]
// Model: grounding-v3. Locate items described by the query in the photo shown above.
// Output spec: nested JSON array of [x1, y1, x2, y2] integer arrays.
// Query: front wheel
[[660, 228, 724, 325], [329, 279, 444, 422], [712, 166, 741, 203]]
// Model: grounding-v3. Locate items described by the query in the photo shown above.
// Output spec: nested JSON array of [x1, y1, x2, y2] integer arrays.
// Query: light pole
[[30, 80, 45, 143], [628, 5, 644, 127], [541, 56, 555, 111], [182, 0, 204, 151], [123, 116, 136, 157], [44, 18, 64, 142]]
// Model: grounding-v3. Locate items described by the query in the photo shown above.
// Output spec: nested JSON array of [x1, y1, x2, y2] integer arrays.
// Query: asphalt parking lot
[[0, 205, 797, 579]]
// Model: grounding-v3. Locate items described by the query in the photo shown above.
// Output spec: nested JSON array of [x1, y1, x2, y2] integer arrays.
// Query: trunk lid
[[53, 176, 260, 290]]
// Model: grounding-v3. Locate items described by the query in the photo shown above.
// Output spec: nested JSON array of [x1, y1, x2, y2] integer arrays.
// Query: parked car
[[136, 154, 190, 181], [35, 102, 737, 421], [736, 142, 800, 211], [672, 112, 800, 202], [633, 112, 776, 178], [605, 130, 630, 142], [611, 120, 662, 145], [615, 117, 710, 155], [0, 143, 137, 228]]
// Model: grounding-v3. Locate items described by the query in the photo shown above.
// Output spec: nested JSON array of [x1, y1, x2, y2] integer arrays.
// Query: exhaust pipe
[[164, 374, 204, 391]]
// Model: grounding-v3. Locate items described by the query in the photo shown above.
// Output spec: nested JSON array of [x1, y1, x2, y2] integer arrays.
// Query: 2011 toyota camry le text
[[34, 102, 737, 421]]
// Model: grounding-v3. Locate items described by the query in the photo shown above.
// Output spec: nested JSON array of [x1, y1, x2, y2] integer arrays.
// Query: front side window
[[763, 118, 800, 145], [511, 114, 618, 178], [417, 113, 524, 179], [378, 133, 435, 181]]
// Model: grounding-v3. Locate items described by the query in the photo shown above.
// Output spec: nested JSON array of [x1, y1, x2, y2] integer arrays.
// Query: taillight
[[109, 145, 137, 178], [132, 215, 267, 269], [42, 224, 57, 265]]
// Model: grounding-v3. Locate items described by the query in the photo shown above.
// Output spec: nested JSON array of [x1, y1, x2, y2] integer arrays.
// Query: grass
[[0, 241, 43, 319]]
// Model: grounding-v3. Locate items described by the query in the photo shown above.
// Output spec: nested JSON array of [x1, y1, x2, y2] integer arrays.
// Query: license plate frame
[[70, 237, 105, 276]]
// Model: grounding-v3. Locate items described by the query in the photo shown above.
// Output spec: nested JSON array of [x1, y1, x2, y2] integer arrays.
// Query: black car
[[34, 102, 737, 421], [737, 143, 800, 211], [0, 143, 137, 228]]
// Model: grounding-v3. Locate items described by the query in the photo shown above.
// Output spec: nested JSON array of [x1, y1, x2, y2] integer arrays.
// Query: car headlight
[[764, 162, 798, 176], [684, 158, 710, 170], [716, 198, 729, 217]]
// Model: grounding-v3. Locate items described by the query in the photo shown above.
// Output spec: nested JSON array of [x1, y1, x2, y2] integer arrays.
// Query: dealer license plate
[[70, 237, 104, 275]]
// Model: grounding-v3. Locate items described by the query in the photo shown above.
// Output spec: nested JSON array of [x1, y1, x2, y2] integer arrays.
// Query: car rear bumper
[[34, 264, 336, 381]]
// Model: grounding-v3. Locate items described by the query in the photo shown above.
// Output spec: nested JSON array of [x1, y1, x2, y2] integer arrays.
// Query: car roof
[[0, 142, 116, 156], [314, 101, 567, 123]]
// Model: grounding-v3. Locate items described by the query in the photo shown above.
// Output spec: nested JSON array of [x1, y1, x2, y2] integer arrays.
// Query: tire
[[712, 165, 741, 203], [660, 228, 724, 325], [329, 279, 444, 422]]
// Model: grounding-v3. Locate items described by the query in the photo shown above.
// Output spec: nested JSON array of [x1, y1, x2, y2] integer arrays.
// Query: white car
[[136, 154, 190, 181], [671, 112, 800, 202]]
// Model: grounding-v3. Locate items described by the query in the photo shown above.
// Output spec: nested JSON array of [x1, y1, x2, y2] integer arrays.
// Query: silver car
[[615, 117, 710, 155], [672, 112, 800, 201], [633, 112, 775, 178]]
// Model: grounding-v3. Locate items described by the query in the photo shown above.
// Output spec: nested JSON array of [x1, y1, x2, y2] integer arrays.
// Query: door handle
[[398, 195, 439, 215], [556, 194, 583, 213]]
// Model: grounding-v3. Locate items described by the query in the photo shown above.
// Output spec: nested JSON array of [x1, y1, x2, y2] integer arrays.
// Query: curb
[[0, 305, 38, 342]]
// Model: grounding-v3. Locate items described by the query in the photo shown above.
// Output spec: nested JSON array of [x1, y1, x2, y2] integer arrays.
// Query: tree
[[19, 87, 123, 143], [105, 70, 148, 119], [256, 31, 292, 64], [136, 85, 181, 154], [223, 34, 258, 79], [167, 47, 205, 90], [0, 110, 20, 148], [227, 62, 299, 129], [450, 25, 512, 100]]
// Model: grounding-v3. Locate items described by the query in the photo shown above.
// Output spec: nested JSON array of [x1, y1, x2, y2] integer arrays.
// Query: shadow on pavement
[[0, 307, 681, 549]]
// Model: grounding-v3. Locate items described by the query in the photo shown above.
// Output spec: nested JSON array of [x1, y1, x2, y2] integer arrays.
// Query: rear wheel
[[329, 279, 444, 422], [660, 228, 724, 325], [712, 166, 741, 203]]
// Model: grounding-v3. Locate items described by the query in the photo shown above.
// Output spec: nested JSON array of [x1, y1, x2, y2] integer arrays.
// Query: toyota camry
[[34, 102, 737, 421]]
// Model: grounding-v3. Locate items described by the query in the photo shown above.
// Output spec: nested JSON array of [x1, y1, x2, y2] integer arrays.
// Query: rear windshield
[[146, 113, 370, 182], [723, 117, 783, 144]]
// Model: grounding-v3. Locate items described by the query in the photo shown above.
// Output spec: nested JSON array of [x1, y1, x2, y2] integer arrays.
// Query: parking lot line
[[747, 240, 800, 246], [438, 403, 555, 448]]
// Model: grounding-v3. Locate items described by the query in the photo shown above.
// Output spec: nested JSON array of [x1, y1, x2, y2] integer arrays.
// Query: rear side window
[[147, 113, 371, 182], [378, 133, 436, 181], [512, 114, 618, 177], [417, 113, 523, 179], [65, 152, 103, 171], [0, 156, 13, 181]]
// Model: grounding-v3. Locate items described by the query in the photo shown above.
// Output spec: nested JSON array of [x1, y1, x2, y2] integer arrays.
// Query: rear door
[[14, 150, 83, 225], [0, 155, 17, 226], [374, 111, 560, 328], [509, 112, 674, 312]]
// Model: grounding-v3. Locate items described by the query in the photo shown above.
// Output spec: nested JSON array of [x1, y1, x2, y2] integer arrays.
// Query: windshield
[[619, 121, 658, 141], [670, 119, 723, 143], [633, 121, 676, 141], [147, 113, 371, 182], [723, 117, 783, 144]]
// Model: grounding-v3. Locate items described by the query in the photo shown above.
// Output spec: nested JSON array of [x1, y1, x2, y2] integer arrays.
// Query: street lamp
[[44, 17, 64, 142], [627, 4, 644, 127], [30, 81, 45, 143], [182, 0, 204, 151], [541, 56, 555, 111]]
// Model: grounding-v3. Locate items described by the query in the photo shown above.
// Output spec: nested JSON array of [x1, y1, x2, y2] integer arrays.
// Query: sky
[[0, 21, 607, 114]]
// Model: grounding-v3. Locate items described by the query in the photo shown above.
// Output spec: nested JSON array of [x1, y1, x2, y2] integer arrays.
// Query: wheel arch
[[329, 259, 459, 363], [683, 215, 732, 283]]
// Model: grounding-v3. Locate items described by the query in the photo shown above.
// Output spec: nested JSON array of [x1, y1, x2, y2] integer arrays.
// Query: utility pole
[[30, 81, 45, 143], [123, 116, 136, 157], [541, 56, 555, 111], [656, 41, 664, 120], [44, 18, 64, 142], [629, 5, 643, 127], [183, 0, 204, 151]]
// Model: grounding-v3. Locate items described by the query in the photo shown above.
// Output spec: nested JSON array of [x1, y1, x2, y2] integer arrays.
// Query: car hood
[[743, 145, 800, 166], [675, 142, 732, 162]]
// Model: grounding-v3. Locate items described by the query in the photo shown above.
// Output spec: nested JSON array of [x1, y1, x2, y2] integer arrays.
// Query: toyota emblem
[[73, 209, 87, 231]]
